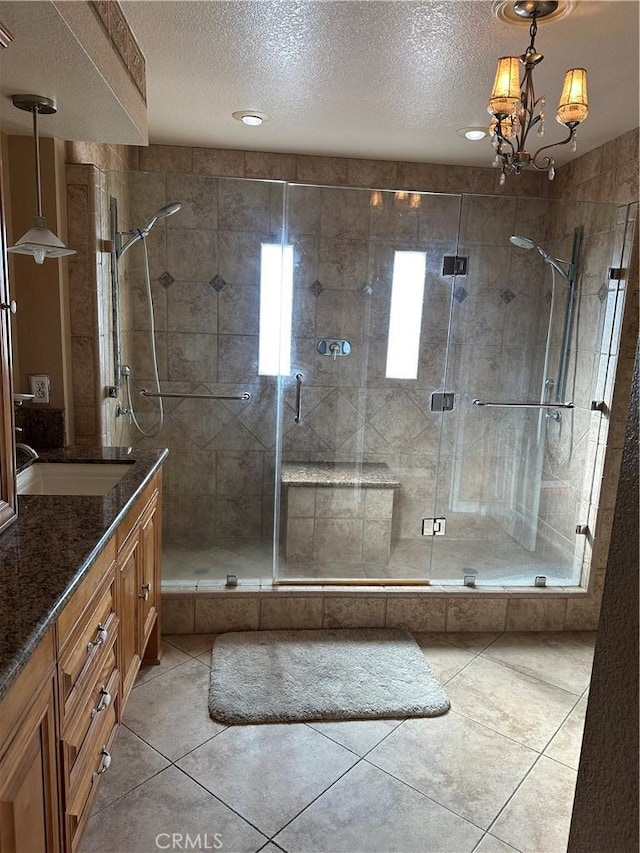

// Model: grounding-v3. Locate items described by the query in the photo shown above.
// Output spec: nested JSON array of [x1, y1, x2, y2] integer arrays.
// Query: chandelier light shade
[[489, 57, 521, 116], [486, 1, 589, 184], [7, 94, 76, 264], [556, 68, 589, 125]]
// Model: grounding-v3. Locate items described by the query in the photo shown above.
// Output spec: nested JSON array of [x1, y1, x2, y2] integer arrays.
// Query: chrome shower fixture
[[115, 201, 182, 260], [509, 234, 571, 281]]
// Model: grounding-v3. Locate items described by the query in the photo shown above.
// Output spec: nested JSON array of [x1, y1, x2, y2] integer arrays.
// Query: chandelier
[[487, 1, 589, 184]]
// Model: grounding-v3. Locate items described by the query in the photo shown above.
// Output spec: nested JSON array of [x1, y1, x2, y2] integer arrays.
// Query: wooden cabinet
[[117, 480, 161, 709], [0, 631, 60, 853], [0, 469, 163, 853]]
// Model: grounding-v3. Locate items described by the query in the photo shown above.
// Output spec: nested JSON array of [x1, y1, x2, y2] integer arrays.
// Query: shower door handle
[[294, 373, 303, 424], [473, 400, 574, 409]]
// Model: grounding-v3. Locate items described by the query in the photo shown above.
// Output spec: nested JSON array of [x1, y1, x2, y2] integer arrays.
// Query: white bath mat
[[208, 628, 450, 724]]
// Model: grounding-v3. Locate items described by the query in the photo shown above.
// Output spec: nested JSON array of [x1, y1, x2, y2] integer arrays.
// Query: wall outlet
[[29, 374, 51, 404]]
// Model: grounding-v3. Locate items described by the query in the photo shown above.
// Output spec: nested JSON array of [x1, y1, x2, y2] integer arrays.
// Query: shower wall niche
[[105, 166, 632, 589]]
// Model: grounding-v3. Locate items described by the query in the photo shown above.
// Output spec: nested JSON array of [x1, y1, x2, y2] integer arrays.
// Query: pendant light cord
[[32, 106, 43, 220]]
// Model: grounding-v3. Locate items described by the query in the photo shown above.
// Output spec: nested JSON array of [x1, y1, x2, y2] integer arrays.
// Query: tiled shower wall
[[109, 174, 557, 557], [64, 131, 638, 628]]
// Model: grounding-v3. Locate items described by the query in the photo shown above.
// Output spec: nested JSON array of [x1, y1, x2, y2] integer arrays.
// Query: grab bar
[[140, 389, 251, 401], [294, 373, 303, 423], [473, 399, 574, 409]]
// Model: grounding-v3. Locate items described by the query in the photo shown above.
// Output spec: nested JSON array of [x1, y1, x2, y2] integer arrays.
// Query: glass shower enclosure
[[107, 169, 627, 588]]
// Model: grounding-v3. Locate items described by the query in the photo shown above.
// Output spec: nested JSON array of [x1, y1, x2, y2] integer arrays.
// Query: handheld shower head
[[116, 202, 183, 260], [510, 235, 538, 251], [510, 235, 571, 282], [142, 202, 182, 236]]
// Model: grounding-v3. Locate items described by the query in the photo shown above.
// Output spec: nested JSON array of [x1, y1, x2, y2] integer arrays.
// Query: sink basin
[[17, 463, 132, 496]]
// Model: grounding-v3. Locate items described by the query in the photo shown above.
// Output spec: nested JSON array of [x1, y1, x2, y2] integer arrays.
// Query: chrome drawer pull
[[92, 748, 111, 780], [139, 581, 151, 601], [87, 624, 108, 653], [91, 687, 112, 719]]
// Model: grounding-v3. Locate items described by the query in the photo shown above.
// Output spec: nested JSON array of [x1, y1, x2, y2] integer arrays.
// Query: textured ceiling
[[121, 0, 639, 167]]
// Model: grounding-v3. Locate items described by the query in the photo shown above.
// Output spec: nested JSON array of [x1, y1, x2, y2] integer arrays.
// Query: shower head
[[141, 202, 182, 236], [115, 202, 183, 260], [510, 235, 571, 282], [510, 235, 538, 251]]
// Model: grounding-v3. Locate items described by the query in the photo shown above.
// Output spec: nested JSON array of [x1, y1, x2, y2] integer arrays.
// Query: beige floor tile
[[92, 726, 170, 813], [164, 633, 219, 657], [306, 718, 402, 755], [544, 697, 588, 769], [490, 756, 577, 852], [413, 633, 476, 683], [274, 760, 483, 853], [482, 632, 594, 694], [367, 713, 537, 829], [176, 723, 358, 837], [135, 640, 191, 685], [80, 766, 267, 853], [124, 658, 226, 760], [475, 834, 521, 852], [430, 632, 501, 654], [445, 656, 577, 750]]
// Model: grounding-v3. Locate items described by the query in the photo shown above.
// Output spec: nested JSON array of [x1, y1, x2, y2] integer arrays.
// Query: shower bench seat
[[281, 462, 401, 564]]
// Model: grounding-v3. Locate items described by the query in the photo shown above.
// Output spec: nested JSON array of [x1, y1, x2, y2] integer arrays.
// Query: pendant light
[[487, 1, 589, 184], [7, 94, 76, 264]]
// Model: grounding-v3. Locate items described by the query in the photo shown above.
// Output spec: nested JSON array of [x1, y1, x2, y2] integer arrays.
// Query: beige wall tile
[[506, 599, 567, 632], [287, 487, 316, 518], [322, 596, 386, 628], [313, 519, 364, 562], [245, 150, 296, 180], [346, 158, 398, 189], [192, 147, 245, 177], [195, 595, 260, 632], [260, 596, 323, 629], [139, 145, 193, 173], [285, 518, 314, 561], [162, 595, 195, 633], [446, 599, 508, 632], [296, 155, 348, 185], [386, 597, 447, 632]]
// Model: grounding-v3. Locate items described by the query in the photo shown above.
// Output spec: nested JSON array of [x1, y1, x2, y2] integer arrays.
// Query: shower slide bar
[[473, 400, 574, 409], [140, 389, 251, 401]]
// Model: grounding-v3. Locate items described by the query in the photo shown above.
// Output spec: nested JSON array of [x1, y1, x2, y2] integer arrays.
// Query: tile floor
[[81, 630, 594, 853]]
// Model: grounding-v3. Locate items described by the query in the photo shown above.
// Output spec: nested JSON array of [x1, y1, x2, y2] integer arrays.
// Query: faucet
[[16, 442, 39, 463]]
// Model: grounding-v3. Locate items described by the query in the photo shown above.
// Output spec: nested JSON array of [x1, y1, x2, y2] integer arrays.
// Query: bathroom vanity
[[0, 448, 167, 853]]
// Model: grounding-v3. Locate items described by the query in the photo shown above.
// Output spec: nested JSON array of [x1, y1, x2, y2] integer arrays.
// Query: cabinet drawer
[[61, 649, 118, 788], [66, 698, 118, 853], [58, 571, 117, 722], [57, 539, 116, 648]]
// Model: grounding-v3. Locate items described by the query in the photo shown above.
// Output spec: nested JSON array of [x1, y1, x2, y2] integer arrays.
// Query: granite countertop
[[0, 446, 168, 701], [281, 461, 401, 489]]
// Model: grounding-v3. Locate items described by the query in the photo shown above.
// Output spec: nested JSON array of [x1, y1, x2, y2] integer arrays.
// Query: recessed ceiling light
[[232, 110, 270, 126], [456, 127, 488, 141]]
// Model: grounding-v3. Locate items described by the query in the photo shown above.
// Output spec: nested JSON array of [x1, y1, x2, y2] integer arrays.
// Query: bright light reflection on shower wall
[[259, 243, 294, 376], [385, 250, 427, 379]]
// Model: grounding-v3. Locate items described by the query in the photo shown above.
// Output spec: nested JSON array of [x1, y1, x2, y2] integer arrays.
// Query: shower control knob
[[0, 300, 17, 314]]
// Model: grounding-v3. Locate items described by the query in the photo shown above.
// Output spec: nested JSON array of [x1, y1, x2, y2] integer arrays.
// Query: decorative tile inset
[[359, 282, 374, 297], [209, 274, 227, 292], [158, 271, 175, 289], [597, 284, 609, 303], [309, 279, 325, 297], [500, 289, 516, 304], [453, 286, 469, 304]]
